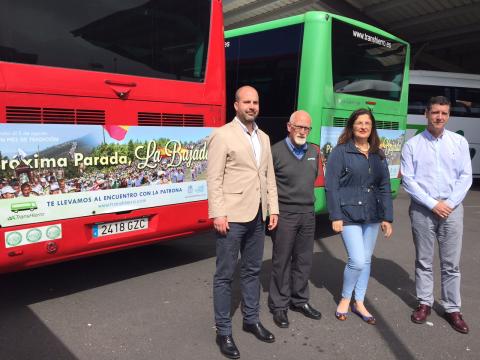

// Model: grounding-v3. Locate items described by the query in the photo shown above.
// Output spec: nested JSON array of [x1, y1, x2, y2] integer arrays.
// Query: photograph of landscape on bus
[[0, 124, 210, 200], [319, 126, 405, 178]]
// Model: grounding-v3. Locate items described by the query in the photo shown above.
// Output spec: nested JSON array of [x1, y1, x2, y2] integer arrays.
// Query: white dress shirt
[[401, 129, 472, 209], [235, 117, 261, 167]]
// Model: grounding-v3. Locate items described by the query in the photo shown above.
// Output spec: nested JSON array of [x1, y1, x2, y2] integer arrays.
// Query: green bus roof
[[225, 11, 408, 45]]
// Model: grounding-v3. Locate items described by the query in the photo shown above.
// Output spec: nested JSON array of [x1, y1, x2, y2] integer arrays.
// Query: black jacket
[[325, 140, 393, 224]]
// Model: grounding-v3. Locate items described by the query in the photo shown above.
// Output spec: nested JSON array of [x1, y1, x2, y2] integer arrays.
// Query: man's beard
[[294, 136, 307, 146]]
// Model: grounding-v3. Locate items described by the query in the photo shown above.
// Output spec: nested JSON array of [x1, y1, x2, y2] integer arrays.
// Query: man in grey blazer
[[208, 86, 279, 359]]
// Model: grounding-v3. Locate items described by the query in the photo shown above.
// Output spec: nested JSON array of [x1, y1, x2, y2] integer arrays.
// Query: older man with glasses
[[268, 110, 322, 329]]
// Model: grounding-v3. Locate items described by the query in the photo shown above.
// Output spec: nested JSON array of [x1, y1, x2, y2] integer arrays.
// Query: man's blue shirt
[[285, 137, 307, 160], [401, 129, 472, 209]]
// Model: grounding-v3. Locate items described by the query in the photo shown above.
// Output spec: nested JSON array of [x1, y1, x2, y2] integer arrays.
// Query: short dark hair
[[426, 96, 451, 112]]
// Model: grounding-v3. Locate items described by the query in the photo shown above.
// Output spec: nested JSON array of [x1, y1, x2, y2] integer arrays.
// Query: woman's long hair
[[337, 108, 384, 158]]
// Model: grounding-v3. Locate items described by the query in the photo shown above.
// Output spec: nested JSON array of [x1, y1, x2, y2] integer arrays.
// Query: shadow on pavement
[[246, 214, 418, 360], [0, 305, 77, 360], [370, 255, 417, 309], [0, 231, 217, 360], [314, 236, 417, 360]]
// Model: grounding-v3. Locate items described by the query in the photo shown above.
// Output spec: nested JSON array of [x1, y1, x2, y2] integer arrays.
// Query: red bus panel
[[0, 0, 225, 273]]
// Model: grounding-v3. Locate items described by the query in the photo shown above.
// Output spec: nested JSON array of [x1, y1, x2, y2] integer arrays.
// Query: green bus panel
[[226, 11, 410, 214]]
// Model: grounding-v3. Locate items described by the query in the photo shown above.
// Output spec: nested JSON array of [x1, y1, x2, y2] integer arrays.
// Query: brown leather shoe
[[411, 304, 431, 324], [445, 312, 469, 334]]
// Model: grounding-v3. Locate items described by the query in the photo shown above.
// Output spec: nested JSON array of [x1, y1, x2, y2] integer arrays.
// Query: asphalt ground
[[1, 184, 479, 360]]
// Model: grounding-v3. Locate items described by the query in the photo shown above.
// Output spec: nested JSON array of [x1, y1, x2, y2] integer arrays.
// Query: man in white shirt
[[401, 96, 472, 334]]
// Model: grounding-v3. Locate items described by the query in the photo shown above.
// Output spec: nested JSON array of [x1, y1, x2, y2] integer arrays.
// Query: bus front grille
[[5, 106, 105, 125], [138, 112, 204, 127], [5, 106, 41, 123], [376, 121, 399, 130], [332, 117, 399, 130], [76, 110, 106, 125], [333, 117, 348, 127], [43, 108, 75, 124]]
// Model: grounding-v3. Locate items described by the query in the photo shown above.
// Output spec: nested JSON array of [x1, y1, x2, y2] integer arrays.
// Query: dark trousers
[[213, 209, 265, 335], [268, 211, 315, 311]]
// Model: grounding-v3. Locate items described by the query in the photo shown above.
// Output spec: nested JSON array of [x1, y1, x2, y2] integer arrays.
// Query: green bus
[[11, 201, 38, 213], [225, 12, 410, 213]]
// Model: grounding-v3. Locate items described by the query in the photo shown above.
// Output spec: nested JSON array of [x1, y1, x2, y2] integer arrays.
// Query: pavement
[[1, 185, 479, 360]]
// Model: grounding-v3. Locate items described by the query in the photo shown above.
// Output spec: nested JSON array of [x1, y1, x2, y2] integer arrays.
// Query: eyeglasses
[[289, 124, 312, 132], [353, 121, 372, 128]]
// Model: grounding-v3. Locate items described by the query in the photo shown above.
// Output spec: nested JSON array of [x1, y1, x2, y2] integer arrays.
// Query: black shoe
[[242, 322, 275, 343], [290, 303, 322, 320], [216, 334, 240, 359], [272, 310, 289, 328]]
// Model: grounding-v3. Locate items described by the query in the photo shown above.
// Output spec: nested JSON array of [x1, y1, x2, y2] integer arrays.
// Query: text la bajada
[[136, 140, 207, 169]]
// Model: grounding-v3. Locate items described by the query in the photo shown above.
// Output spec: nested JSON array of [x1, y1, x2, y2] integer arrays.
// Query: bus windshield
[[0, 0, 211, 82], [332, 19, 406, 101]]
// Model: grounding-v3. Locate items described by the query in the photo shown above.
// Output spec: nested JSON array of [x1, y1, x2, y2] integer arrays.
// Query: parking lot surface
[[1, 186, 479, 360]]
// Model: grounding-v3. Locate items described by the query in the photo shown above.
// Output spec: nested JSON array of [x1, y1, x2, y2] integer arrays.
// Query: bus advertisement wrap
[[319, 126, 404, 178], [0, 124, 212, 227]]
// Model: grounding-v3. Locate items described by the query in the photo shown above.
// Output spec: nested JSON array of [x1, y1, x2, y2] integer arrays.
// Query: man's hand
[[432, 201, 453, 219], [213, 216, 229, 235], [268, 214, 278, 231], [381, 221, 393, 238], [332, 220, 343, 233]]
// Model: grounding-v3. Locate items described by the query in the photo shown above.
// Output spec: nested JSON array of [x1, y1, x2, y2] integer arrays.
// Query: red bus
[[0, 0, 225, 273]]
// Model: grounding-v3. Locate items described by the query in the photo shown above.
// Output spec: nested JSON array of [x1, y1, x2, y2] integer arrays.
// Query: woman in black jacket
[[325, 108, 393, 325]]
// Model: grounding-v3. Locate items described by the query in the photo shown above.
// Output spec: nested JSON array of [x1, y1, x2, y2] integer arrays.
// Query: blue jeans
[[340, 223, 380, 302]]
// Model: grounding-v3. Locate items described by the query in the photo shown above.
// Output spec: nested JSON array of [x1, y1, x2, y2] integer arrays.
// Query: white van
[[407, 70, 480, 178]]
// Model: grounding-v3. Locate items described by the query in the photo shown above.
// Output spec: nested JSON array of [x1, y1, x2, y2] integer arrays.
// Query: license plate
[[93, 218, 148, 238]]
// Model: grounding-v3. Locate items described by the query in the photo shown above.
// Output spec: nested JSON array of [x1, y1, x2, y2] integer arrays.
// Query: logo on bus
[[11, 201, 38, 213], [26, 228, 42, 243], [46, 225, 62, 239], [6, 232, 22, 247]]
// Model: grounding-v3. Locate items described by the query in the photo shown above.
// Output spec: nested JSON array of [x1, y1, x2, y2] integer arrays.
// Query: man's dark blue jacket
[[325, 140, 393, 224]]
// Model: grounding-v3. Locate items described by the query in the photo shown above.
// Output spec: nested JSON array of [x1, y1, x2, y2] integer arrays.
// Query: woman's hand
[[381, 221, 393, 238], [332, 220, 343, 233]]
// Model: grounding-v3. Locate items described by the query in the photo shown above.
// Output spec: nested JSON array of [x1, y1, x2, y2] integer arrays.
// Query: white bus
[[407, 70, 480, 178]]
